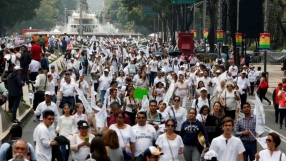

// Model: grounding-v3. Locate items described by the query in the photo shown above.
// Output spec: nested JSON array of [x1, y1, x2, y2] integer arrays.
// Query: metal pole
[[193, 3, 195, 30], [236, 0, 239, 31], [154, 18, 155, 39], [65, 8, 67, 29], [79, 2, 83, 36], [203, 0, 206, 54], [184, 4, 187, 32], [235, 0, 240, 67], [158, 14, 159, 39], [264, 0, 268, 73]]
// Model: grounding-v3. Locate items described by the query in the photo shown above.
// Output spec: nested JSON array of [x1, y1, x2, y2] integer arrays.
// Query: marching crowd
[[0, 35, 285, 161]]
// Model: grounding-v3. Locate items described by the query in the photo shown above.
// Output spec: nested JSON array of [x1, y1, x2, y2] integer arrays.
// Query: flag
[[96, 94, 108, 128], [253, 94, 265, 135], [75, 86, 93, 114], [140, 95, 149, 112], [163, 82, 175, 105]]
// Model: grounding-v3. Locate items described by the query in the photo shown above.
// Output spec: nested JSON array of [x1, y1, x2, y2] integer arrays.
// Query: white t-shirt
[[175, 82, 188, 96], [132, 124, 156, 157], [259, 149, 286, 161], [149, 60, 159, 72], [233, 77, 250, 90], [75, 80, 89, 95], [196, 114, 208, 122], [198, 77, 212, 93], [116, 76, 125, 87], [99, 75, 112, 90], [228, 65, 238, 76], [109, 124, 136, 149], [209, 135, 245, 161], [156, 134, 184, 161], [164, 106, 187, 131], [56, 116, 77, 138], [51, 72, 60, 86], [221, 90, 239, 111], [191, 97, 210, 114], [35, 123, 54, 161], [60, 82, 76, 97]]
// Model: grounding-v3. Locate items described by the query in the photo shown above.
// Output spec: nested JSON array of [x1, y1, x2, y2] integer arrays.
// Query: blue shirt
[[0, 141, 36, 161]]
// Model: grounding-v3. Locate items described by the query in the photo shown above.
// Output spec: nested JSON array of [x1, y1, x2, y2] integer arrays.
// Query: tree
[[0, 0, 42, 36]]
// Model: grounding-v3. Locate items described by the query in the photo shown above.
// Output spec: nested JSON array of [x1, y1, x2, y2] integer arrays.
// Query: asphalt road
[[21, 74, 286, 161]]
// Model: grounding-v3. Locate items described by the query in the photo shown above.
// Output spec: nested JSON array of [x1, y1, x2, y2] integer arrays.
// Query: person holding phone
[[70, 120, 95, 161]]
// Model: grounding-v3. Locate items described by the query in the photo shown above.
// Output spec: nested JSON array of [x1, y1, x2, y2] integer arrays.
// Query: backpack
[[195, 98, 211, 111]]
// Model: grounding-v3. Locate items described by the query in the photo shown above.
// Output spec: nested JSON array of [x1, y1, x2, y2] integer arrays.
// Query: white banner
[[75, 86, 93, 114], [96, 94, 108, 128], [253, 94, 265, 135], [163, 82, 175, 105], [140, 95, 149, 112]]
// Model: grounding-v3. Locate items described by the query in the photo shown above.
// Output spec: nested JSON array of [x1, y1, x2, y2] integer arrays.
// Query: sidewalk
[[252, 64, 283, 93]]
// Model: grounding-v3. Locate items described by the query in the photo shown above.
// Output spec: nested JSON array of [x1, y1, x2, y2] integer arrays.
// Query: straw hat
[[198, 132, 206, 147], [225, 81, 234, 88]]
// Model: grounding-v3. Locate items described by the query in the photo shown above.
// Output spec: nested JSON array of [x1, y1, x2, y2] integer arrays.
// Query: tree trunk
[[207, 0, 218, 53]]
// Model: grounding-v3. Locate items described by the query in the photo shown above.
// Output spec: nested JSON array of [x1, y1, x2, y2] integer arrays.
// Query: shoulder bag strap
[[170, 106, 176, 118], [165, 134, 175, 161], [118, 128, 126, 146]]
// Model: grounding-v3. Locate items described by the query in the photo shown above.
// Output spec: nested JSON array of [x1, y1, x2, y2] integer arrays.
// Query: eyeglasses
[[266, 139, 272, 142], [166, 124, 175, 127], [173, 99, 180, 102], [189, 112, 196, 115], [137, 117, 146, 119]]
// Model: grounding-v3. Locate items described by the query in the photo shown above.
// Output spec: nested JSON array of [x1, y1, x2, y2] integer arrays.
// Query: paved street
[[20, 74, 286, 160]]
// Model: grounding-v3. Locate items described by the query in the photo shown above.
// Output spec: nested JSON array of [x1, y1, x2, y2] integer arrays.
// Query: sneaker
[[12, 119, 21, 123]]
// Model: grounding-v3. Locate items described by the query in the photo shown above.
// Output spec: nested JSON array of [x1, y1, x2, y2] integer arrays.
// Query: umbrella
[[128, 38, 133, 41], [208, 53, 218, 59], [152, 52, 163, 56], [168, 51, 182, 57]]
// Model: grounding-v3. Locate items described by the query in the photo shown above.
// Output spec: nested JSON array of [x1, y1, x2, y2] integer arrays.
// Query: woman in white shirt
[[195, 80, 205, 98], [71, 120, 95, 161], [165, 96, 187, 134], [221, 82, 240, 120], [56, 104, 77, 161], [136, 71, 149, 89], [256, 132, 286, 161], [156, 119, 184, 161], [196, 105, 209, 124], [109, 111, 136, 161], [116, 70, 126, 89], [149, 56, 159, 87], [173, 74, 190, 108], [211, 80, 225, 102], [122, 88, 139, 126]]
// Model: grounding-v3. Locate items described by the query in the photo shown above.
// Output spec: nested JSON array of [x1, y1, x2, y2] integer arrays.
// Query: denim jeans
[[51, 94, 57, 103], [243, 142, 256, 161], [10, 96, 21, 120], [101, 90, 107, 102], [183, 145, 200, 161], [150, 72, 157, 86]]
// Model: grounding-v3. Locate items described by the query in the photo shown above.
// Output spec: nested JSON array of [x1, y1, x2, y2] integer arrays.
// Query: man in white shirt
[[228, 61, 238, 78], [8, 139, 30, 161], [149, 56, 159, 87], [247, 65, 256, 95], [35, 110, 59, 161], [210, 117, 245, 161], [191, 87, 210, 113], [153, 71, 166, 87], [198, 70, 212, 99], [67, 58, 78, 71], [98, 69, 112, 101], [31, 91, 59, 122], [75, 75, 91, 103], [234, 71, 251, 108], [59, 75, 76, 114], [133, 68, 142, 85], [50, 65, 60, 94], [28, 59, 41, 92], [132, 111, 156, 161]]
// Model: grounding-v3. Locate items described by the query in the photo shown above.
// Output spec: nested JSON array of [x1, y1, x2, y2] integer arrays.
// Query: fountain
[[24, 0, 141, 37]]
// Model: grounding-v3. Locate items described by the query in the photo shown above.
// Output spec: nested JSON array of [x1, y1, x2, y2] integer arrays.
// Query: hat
[[227, 71, 232, 75], [77, 120, 89, 128], [215, 70, 221, 73], [71, 58, 74, 60], [104, 69, 109, 72], [47, 72, 52, 76], [14, 66, 22, 70], [45, 52, 50, 55], [180, 65, 185, 69], [243, 65, 247, 68], [241, 71, 247, 74], [198, 132, 206, 147], [200, 87, 208, 92], [44, 91, 53, 96], [278, 82, 283, 85], [51, 65, 55, 68], [283, 83, 286, 87], [225, 81, 234, 87], [143, 146, 163, 157], [65, 72, 70, 75], [250, 65, 255, 68], [204, 150, 218, 160], [68, 68, 73, 71]]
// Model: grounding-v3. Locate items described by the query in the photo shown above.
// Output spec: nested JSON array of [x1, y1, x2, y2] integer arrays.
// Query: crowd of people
[[0, 34, 285, 161]]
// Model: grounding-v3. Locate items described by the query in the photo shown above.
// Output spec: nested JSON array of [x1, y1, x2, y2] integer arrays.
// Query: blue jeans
[[75, 94, 87, 103], [189, 85, 195, 97], [101, 90, 107, 102], [60, 144, 68, 161], [150, 72, 157, 86], [51, 94, 57, 103], [243, 142, 256, 161]]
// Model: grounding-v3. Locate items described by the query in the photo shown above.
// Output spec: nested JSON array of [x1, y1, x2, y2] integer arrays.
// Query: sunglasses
[[173, 99, 180, 102], [266, 139, 272, 142], [166, 124, 175, 127], [227, 86, 233, 88]]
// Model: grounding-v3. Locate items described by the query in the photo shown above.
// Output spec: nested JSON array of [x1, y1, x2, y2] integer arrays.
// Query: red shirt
[[30, 44, 42, 61], [107, 113, 131, 127]]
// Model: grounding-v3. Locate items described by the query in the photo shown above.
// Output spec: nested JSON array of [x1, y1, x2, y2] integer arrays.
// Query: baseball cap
[[65, 72, 70, 75], [104, 69, 109, 72], [71, 58, 75, 60], [68, 68, 73, 71], [227, 71, 232, 75], [204, 150, 218, 160], [241, 71, 247, 74], [77, 120, 89, 128], [243, 65, 247, 68], [14, 66, 22, 70], [200, 87, 208, 92], [250, 65, 255, 68], [215, 70, 221, 73], [143, 146, 163, 157], [47, 72, 52, 76], [51, 65, 55, 68], [278, 82, 283, 85], [44, 91, 53, 96]]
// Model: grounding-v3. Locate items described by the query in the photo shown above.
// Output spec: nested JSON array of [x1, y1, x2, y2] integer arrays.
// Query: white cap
[[44, 91, 53, 96], [216, 70, 221, 73], [204, 150, 218, 160], [241, 71, 247, 74], [71, 58, 75, 60], [104, 69, 109, 72], [14, 66, 22, 70], [200, 87, 208, 92], [47, 72, 52, 76], [180, 65, 185, 68]]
